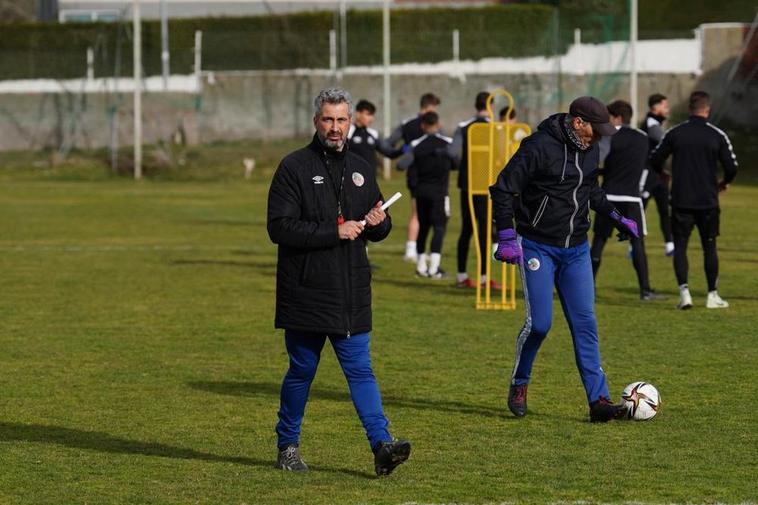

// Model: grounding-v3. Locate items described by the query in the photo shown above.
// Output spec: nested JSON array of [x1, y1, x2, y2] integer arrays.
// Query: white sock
[[429, 253, 441, 274], [665, 241, 675, 253], [457, 272, 468, 283], [480, 274, 487, 284], [405, 241, 417, 257], [416, 253, 428, 274], [679, 284, 690, 293]]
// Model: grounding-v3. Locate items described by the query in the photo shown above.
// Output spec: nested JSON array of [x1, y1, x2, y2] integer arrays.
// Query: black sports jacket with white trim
[[649, 115, 738, 209]]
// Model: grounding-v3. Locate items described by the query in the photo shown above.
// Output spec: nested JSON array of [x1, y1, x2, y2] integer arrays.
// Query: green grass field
[[0, 147, 756, 504]]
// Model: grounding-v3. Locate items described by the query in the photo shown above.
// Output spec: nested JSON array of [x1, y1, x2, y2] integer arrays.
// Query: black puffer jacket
[[267, 135, 391, 336], [490, 113, 616, 248]]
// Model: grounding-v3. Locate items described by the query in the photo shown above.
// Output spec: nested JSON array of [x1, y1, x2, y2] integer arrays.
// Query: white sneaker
[[677, 288, 693, 310], [404, 252, 418, 263], [665, 242, 675, 256], [706, 291, 729, 309]]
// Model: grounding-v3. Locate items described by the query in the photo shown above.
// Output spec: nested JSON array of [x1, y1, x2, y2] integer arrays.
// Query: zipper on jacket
[[565, 151, 583, 248], [531, 195, 550, 228]]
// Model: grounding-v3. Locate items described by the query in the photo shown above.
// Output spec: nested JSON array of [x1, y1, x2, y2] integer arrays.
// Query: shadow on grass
[[171, 259, 277, 275], [188, 380, 511, 420], [0, 421, 373, 479]]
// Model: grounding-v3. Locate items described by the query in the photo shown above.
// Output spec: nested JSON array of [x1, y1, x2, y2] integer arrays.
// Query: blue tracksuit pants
[[276, 330, 392, 450], [512, 237, 611, 403]]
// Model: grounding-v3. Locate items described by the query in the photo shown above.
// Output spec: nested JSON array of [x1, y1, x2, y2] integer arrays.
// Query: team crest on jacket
[[352, 172, 365, 187], [527, 258, 541, 271], [312, 175, 324, 185]]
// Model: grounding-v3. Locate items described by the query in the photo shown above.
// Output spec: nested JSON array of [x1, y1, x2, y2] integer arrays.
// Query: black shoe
[[641, 290, 667, 301], [373, 439, 411, 476], [508, 384, 528, 417], [276, 444, 309, 472], [589, 397, 627, 423]]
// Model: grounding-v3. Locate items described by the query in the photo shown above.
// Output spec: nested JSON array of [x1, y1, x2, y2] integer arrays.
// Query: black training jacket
[[649, 116, 738, 209], [451, 115, 489, 190], [405, 133, 455, 199], [601, 125, 648, 197], [489, 113, 616, 248], [267, 135, 391, 336], [640, 112, 667, 191], [347, 124, 398, 170]]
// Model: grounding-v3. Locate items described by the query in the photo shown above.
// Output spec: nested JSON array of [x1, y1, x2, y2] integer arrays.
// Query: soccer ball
[[621, 382, 660, 421]]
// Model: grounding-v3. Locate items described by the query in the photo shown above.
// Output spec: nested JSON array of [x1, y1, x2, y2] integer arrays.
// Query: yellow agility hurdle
[[466, 89, 531, 310]]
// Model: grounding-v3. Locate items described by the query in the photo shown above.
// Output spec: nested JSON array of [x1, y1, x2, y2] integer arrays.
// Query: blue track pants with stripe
[[512, 237, 611, 403], [276, 331, 392, 450]]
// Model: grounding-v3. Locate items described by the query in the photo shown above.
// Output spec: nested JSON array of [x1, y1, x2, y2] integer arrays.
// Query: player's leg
[[512, 239, 556, 383], [331, 332, 410, 475], [427, 195, 449, 278], [508, 238, 555, 416], [696, 209, 728, 308], [415, 196, 432, 275], [456, 189, 475, 285], [554, 242, 611, 404], [626, 201, 661, 300], [653, 183, 674, 254], [589, 211, 613, 279], [276, 331, 327, 471], [672, 208, 695, 309], [405, 198, 419, 262]]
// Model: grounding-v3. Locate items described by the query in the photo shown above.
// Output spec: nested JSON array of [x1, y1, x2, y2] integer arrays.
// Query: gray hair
[[314, 88, 353, 117]]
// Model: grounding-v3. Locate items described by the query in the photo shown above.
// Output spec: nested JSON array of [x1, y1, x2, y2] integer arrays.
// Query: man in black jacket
[[347, 99, 398, 173], [382, 92, 441, 262], [640, 93, 675, 256], [490, 96, 638, 422], [400, 112, 455, 278], [267, 88, 410, 475], [590, 100, 665, 301], [650, 90, 738, 310]]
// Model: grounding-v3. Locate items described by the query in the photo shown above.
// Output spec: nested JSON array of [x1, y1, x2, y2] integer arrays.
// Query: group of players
[[349, 89, 738, 310], [346, 92, 518, 285], [267, 86, 738, 475]]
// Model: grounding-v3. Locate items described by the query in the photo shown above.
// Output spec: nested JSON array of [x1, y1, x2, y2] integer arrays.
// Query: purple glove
[[610, 209, 639, 240], [494, 229, 523, 264]]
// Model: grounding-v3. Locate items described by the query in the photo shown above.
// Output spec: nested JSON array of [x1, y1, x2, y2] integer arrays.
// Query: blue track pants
[[512, 237, 611, 403], [276, 330, 392, 450]]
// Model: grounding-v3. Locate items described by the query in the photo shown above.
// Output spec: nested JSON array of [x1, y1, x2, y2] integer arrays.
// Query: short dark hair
[[420, 111, 439, 126], [648, 93, 667, 109], [607, 100, 633, 124], [420, 92, 441, 109], [499, 106, 516, 120], [355, 99, 376, 114], [475, 91, 490, 111], [689, 91, 710, 113]]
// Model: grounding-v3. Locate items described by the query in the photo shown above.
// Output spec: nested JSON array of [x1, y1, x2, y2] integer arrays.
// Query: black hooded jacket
[[489, 113, 616, 248], [267, 134, 392, 336]]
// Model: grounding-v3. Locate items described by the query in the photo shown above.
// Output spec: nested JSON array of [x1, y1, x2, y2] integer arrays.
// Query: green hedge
[[0, 0, 755, 80]]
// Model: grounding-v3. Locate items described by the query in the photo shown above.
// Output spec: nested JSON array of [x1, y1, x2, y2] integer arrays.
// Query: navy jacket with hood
[[489, 113, 616, 248]]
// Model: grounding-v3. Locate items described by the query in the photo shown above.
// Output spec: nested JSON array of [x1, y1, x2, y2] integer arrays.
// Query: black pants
[[672, 208, 720, 291], [416, 194, 449, 255], [591, 201, 651, 295], [457, 191, 489, 275], [643, 182, 673, 243]]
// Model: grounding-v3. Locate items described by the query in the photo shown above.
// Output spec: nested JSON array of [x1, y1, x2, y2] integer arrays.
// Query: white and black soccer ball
[[621, 382, 660, 421]]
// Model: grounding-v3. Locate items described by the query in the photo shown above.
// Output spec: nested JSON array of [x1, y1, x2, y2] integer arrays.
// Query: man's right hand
[[338, 220, 365, 240], [494, 229, 523, 264]]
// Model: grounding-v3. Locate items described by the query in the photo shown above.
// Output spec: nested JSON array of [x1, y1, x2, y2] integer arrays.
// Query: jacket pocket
[[531, 195, 550, 228]]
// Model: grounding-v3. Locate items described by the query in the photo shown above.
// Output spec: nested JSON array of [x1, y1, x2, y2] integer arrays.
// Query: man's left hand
[[610, 209, 639, 240], [718, 180, 729, 192], [364, 201, 386, 227]]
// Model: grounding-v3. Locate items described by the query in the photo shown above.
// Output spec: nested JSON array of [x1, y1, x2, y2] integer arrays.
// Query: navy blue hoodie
[[490, 113, 616, 248]]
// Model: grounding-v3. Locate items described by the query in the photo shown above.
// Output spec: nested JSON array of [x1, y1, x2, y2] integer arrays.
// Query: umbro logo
[[312, 176, 324, 185]]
